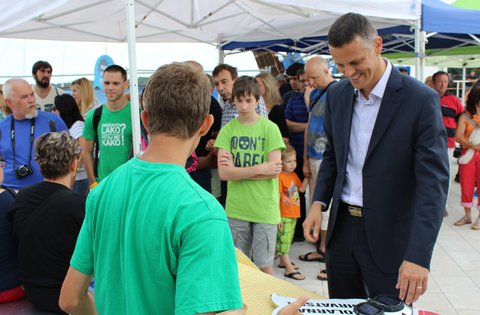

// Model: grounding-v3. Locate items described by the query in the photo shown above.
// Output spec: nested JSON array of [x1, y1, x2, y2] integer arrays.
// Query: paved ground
[[272, 163, 480, 315]]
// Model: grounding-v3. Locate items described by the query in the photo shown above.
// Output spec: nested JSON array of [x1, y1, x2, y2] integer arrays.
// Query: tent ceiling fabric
[[223, 0, 480, 59], [0, 0, 420, 45]]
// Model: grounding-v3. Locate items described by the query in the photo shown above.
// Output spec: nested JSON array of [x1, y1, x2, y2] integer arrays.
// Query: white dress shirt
[[341, 61, 392, 207]]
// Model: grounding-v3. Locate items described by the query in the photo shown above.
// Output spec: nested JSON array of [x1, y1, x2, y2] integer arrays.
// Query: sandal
[[316, 269, 327, 281], [278, 262, 299, 270], [454, 216, 472, 226], [284, 271, 305, 280], [299, 251, 324, 262], [472, 218, 480, 230]]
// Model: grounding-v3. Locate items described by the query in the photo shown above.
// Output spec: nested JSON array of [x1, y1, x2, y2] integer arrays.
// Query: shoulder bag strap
[[92, 106, 103, 177]]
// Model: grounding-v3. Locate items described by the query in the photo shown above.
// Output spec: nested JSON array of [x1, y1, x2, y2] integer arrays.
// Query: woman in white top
[[53, 94, 89, 196], [70, 78, 99, 117]]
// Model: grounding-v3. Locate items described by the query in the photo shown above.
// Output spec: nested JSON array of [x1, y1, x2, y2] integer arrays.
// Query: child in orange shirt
[[276, 144, 308, 280]]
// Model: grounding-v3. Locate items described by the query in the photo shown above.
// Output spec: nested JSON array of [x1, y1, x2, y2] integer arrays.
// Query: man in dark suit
[[303, 13, 449, 305]]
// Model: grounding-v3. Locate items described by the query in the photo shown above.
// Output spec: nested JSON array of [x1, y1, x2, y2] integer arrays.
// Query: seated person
[[0, 164, 25, 303], [11, 132, 85, 313]]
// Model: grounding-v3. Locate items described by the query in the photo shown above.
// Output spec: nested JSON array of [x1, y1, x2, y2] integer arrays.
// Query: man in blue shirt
[[0, 79, 67, 189], [284, 69, 310, 241]]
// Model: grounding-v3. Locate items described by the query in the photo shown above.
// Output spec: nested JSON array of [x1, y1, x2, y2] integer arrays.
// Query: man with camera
[[0, 79, 67, 190]]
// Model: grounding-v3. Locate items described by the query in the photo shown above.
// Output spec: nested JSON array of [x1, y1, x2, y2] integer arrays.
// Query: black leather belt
[[340, 201, 363, 218]]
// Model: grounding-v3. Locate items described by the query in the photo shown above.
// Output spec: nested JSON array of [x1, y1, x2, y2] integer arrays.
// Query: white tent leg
[[414, 19, 426, 81], [219, 48, 225, 64], [462, 65, 466, 103], [126, 0, 142, 156], [218, 37, 225, 64]]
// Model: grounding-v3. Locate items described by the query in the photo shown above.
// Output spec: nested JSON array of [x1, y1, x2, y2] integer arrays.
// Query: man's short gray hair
[[2, 78, 26, 99]]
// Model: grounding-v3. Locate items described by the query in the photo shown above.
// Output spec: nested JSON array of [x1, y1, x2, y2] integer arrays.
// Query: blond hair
[[0, 84, 11, 116], [255, 72, 282, 107], [281, 144, 297, 161], [70, 78, 97, 115]]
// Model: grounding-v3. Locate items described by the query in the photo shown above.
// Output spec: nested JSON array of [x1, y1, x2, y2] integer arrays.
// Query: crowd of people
[[0, 11, 476, 315]]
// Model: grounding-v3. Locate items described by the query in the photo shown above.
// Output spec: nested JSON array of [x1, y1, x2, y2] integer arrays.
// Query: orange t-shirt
[[278, 172, 302, 218], [464, 114, 480, 138]]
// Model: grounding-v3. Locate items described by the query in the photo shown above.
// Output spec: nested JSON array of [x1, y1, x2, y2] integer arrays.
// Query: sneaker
[[454, 216, 472, 226], [472, 218, 480, 230]]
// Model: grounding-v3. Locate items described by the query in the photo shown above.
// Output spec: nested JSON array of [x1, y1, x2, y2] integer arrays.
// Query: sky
[[0, 38, 259, 85]]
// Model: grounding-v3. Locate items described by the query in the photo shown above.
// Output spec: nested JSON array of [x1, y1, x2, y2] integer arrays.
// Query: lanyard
[[11, 117, 35, 169]]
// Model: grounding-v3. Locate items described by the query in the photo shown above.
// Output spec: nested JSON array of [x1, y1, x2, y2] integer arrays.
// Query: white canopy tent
[[0, 0, 421, 154]]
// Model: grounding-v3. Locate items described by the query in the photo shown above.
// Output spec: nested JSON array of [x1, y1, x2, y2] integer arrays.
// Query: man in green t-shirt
[[59, 63, 243, 315], [81, 65, 132, 187]]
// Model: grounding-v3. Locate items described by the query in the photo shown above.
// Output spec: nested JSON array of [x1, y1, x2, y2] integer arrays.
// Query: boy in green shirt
[[215, 76, 285, 274], [59, 63, 243, 315]]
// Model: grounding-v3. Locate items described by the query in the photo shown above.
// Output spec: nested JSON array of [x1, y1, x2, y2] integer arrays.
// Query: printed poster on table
[[271, 294, 440, 315]]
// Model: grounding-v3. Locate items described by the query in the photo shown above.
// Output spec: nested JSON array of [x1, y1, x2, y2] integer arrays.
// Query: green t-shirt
[[82, 102, 133, 181], [70, 158, 242, 315], [215, 117, 285, 224]]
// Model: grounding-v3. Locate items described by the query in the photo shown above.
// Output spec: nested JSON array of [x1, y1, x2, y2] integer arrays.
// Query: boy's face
[[234, 93, 258, 117], [282, 153, 297, 173]]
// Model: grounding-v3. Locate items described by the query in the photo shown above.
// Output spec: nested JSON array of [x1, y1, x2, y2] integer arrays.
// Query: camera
[[15, 164, 33, 178]]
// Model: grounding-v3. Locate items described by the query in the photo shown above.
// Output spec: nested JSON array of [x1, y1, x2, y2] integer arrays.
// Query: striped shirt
[[221, 96, 268, 128], [69, 120, 87, 180], [440, 92, 464, 148]]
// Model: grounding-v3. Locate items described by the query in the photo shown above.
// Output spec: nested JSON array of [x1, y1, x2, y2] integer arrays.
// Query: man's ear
[[198, 114, 214, 137], [4, 98, 13, 111], [373, 36, 383, 55], [124, 80, 130, 89], [140, 110, 149, 134], [70, 158, 78, 173]]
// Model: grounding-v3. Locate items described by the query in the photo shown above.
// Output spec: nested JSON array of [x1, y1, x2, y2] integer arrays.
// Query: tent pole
[[218, 37, 225, 64], [219, 49, 225, 64], [462, 65, 466, 103], [414, 20, 426, 81], [126, 0, 142, 156]]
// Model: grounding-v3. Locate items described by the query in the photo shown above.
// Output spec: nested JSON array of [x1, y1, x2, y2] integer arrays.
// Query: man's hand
[[277, 221, 283, 232], [277, 295, 310, 315], [218, 150, 234, 167], [396, 260, 429, 305], [303, 159, 312, 178], [260, 161, 282, 176], [303, 202, 323, 242]]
